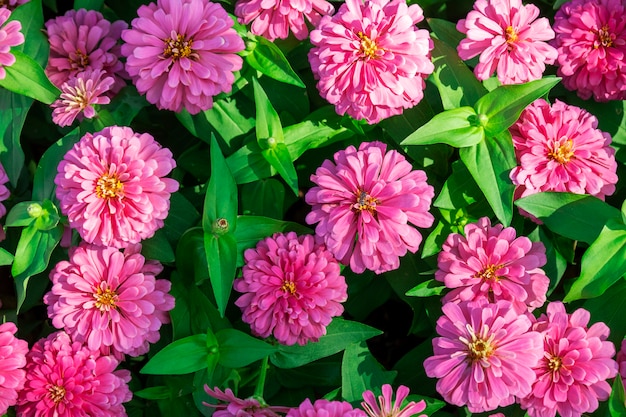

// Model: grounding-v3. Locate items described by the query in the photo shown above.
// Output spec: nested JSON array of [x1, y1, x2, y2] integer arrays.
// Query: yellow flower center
[[281, 281, 297, 295], [95, 174, 123, 199], [468, 339, 494, 361], [596, 25, 614, 48], [548, 355, 563, 372], [474, 264, 501, 282], [357, 32, 381, 59], [48, 385, 66, 403], [460, 324, 497, 364], [548, 139, 575, 165], [163, 34, 194, 61], [505, 26, 518, 44], [94, 285, 118, 311], [354, 190, 379, 213], [70, 49, 89, 69]]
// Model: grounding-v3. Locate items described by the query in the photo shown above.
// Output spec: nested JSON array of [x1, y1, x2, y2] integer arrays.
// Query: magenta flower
[[55, 125, 179, 248], [50, 69, 115, 127], [436, 216, 549, 312], [121, 0, 245, 114], [0, 162, 10, 218], [308, 0, 434, 124], [17, 331, 132, 416], [618, 339, 626, 387], [235, 0, 334, 41], [361, 384, 427, 417], [0, 322, 28, 415], [305, 141, 434, 274], [520, 302, 618, 417], [456, 0, 557, 85], [204, 386, 291, 417], [553, 0, 626, 101], [44, 242, 175, 360], [287, 399, 366, 417], [45, 9, 127, 92], [0, 0, 29, 9], [234, 232, 347, 346], [423, 299, 543, 413], [510, 99, 618, 203], [0, 8, 24, 80]]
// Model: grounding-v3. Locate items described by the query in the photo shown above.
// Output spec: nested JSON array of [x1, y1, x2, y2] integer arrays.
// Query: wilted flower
[[424, 299, 543, 413], [234, 232, 347, 346], [0, 322, 28, 415], [520, 301, 618, 417], [361, 384, 427, 417], [121, 0, 245, 114], [55, 125, 179, 248], [552, 0, 626, 101], [308, 0, 434, 124], [305, 141, 434, 274], [0, 8, 24, 80], [204, 386, 291, 417], [44, 242, 175, 359], [287, 399, 366, 417], [457, 0, 557, 84]]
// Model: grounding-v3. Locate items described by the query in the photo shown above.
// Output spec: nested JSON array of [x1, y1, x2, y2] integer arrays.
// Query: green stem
[[253, 356, 270, 402]]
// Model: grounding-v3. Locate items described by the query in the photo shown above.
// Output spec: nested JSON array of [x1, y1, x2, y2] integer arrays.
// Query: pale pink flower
[[553, 0, 626, 101], [121, 0, 245, 114], [305, 141, 434, 274], [0, 162, 9, 218], [0, 8, 24, 80], [308, 0, 434, 124], [520, 302, 618, 417], [510, 99, 618, 203], [361, 384, 427, 417], [44, 242, 175, 360], [235, 0, 333, 41], [55, 125, 179, 248], [423, 299, 543, 413], [287, 399, 366, 417], [50, 69, 114, 127], [436, 216, 549, 312], [234, 232, 347, 346], [0, 322, 28, 415], [17, 331, 132, 416], [204, 386, 291, 417], [457, 0, 557, 84], [45, 9, 127, 92]]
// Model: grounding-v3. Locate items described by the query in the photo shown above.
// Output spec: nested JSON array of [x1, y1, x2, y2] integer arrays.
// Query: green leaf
[[583, 279, 626, 346], [401, 106, 484, 147], [380, 99, 435, 143], [428, 18, 465, 48], [459, 131, 516, 226], [0, 248, 14, 266], [434, 160, 481, 209], [32, 128, 81, 201], [341, 342, 396, 402], [245, 36, 305, 88], [475, 76, 561, 136], [134, 386, 172, 401], [10, 0, 48, 67], [5, 201, 37, 227], [261, 145, 299, 196], [106, 86, 149, 126], [141, 334, 211, 375], [175, 228, 209, 286], [216, 329, 277, 368], [0, 50, 60, 104], [241, 179, 286, 217], [270, 318, 382, 369], [609, 362, 626, 417], [204, 233, 238, 319], [406, 279, 446, 297], [141, 229, 175, 263], [515, 192, 621, 244], [0, 89, 31, 186], [73, 0, 103, 9]]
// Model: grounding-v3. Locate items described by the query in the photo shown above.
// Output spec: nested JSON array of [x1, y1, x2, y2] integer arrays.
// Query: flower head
[[45, 9, 127, 92], [44, 242, 175, 360], [287, 399, 366, 417], [305, 141, 434, 274], [423, 299, 544, 413], [436, 217, 549, 312], [55, 125, 179, 248], [204, 386, 291, 417], [234, 232, 347, 346], [50, 69, 114, 127], [361, 384, 426, 417], [121, 0, 245, 114], [553, 0, 626, 101], [0, 8, 24, 80], [617, 339, 626, 387], [510, 99, 618, 202], [0, 162, 10, 218], [520, 302, 618, 417], [308, 0, 434, 124], [0, 322, 28, 415], [235, 0, 333, 41], [16, 331, 132, 417], [457, 0, 557, 84]]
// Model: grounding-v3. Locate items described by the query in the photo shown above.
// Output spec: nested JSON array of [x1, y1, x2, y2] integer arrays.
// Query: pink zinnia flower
[[287, 399, 366, 417], [510, 99, 618, 203], [553, 0, 626, 101], [0, 322, 28, 415], [520, 302, 618, 417], [50, 69, 115, 127], [436, 216, 549, 312], [361, 384, 427, 417], [235, 0, 333, 41], [55, 125, 179, 248], [234, 232, 347, 346], [456, 0, 557, 85], [0, 8, 24, 80], [0, 162, 9, 218], [204, 386, 291, 417], [305, 141, 434, 274], [0, 0, 29, 10], [617, 339, 626, 387], [45, 9, 127, 92], [121, 0, 245, 114], [423, 299, 544, 413], [308, 0, 434, 124], [44, 242, 175, 360], [17, 331, 132, 416]]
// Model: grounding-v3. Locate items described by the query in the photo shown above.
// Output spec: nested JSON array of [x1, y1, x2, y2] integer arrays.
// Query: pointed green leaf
[[583, 279, 626, 345], [203, 233, 238, 318], [253, 77, 284, 143], [203, 136, 238, 229], [141, 334, 211, 375], [0, 50, 60, 104], [401, 106, 484, 147], [73, 0, 104, 10], [246, 36, 305, 88], [428, 18, 465, 48], [141, 229, 175, 263], [261, 145, 298, 195], [609, 373, 626, 417], [406, 279, 446, 297], [0, 248, 13, 266], [10, 0, 48, 67], [434, 160, 481, 209], [0, 89, 31, 186], [32, 128, 81, 201], [341, 342, 396, 402], [216, 329, 277, 368]]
